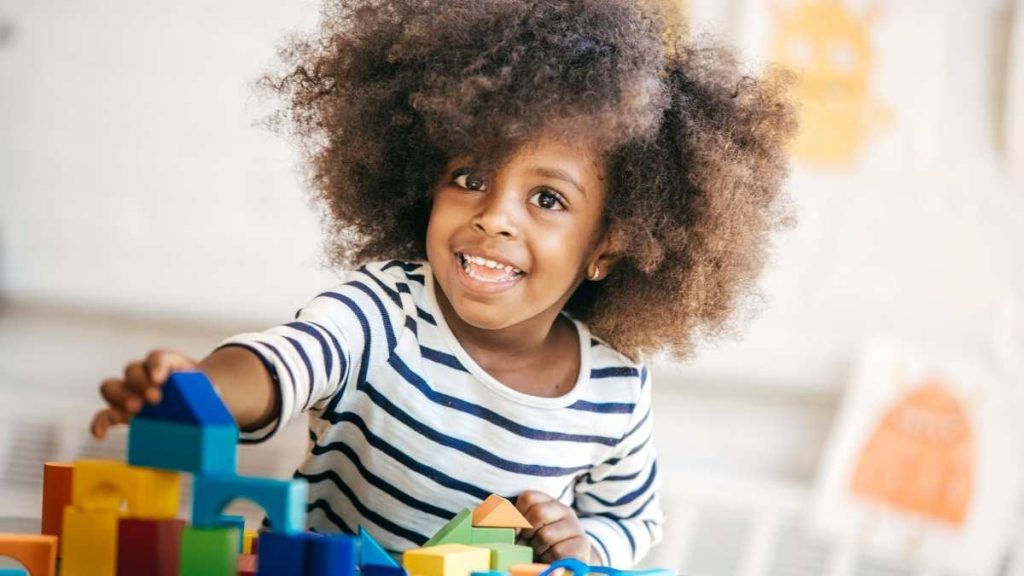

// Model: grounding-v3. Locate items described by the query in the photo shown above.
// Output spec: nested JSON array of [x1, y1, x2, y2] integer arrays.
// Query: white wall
[[1, 0, 1022, 392]]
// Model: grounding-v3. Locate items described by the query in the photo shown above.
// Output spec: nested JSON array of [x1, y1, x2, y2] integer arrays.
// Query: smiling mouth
[[457, 252, 525, 283]]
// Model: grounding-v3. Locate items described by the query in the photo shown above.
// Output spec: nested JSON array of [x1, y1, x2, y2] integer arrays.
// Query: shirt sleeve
[[216, 265, 408, 443], [574, 369, 664, 568]]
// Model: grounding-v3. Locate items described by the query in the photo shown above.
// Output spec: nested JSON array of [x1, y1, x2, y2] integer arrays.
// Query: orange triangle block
[[472, 494, 532, 529]]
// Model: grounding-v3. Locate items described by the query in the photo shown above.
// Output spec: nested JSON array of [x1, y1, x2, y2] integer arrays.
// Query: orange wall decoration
[[850, 381, 974, 526]]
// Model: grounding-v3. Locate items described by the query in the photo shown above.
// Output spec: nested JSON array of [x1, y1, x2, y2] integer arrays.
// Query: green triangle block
[[470, 527, 515, 545], [424, 508, 473, 547], [476, 542, 534, 570]]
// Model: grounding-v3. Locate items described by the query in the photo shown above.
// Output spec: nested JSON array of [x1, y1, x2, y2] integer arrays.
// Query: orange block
[[509, 564, 558, 576], [472, 494, 532, 530], [0, 533, 58, 576], [41, 462, 74, 552]]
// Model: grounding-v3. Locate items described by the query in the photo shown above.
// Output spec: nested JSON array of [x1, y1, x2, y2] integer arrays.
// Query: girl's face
[[426, 137, 611, 332]]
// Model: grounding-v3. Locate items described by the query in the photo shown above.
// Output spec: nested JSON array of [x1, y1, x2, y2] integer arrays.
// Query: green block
[[180, 526, 239, 576], [425, 508, 473, 547], [477, 542, 533, 570], [470, 527, 515, 545]]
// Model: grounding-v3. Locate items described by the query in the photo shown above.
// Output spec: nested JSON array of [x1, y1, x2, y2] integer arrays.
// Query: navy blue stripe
[[591, 366, 640, 379], [567, 399, 635, 414], [585, 530, 611, 565], [358, 266, 403, 309], [260, 342, 298, 412], [406, 274, 426, 285], [419, 346, 468, 372], [640, 366, 649, 389], [296, 469, 427, 546], [307, 499, 354, 534], [602, 433, 652, 467], [405, 316, 419, 336], [308, 320, 349, 400], [216, 342, 283, 443], [316, 292, 373, 416], [308, 438, 456, 521], [390, 354, 619, 446], [350, 281, 398, 351], [596, 515, 636, 558], [382, 260, 422, 274], [580, 462, 658, 508], [284, 336, 316, 410], [323, 411, 492, 501], [416, 306, 436, 325], [358, 377, 591, 476], [286, 321, 334, 381], [581, 466, 644, 485]]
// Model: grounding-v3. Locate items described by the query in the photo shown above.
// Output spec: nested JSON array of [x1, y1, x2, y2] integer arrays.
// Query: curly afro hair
[[262, 0, 797, 362]]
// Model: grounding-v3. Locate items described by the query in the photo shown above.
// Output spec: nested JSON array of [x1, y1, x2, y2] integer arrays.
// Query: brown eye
[[529, 189, 566, 211], [453, 169, 486, 191]]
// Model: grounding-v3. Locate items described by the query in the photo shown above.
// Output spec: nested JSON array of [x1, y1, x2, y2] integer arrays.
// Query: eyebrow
[[534, 167, 587, 197]]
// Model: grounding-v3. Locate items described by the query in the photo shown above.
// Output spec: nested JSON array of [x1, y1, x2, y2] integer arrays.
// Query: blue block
[[358, 526, 398, 568], [307, 533, 358, 576], [137, 371, 236, 425], [192, 475, 308, 534], [128, 417, 237, 475], [257, 532, 307, 576], [0, 569, 28, 576], [365, 566, 408, 576], [219, 514, 246, 552]]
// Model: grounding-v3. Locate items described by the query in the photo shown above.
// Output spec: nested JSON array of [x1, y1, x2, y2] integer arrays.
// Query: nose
[[471, 187, 520, 239]]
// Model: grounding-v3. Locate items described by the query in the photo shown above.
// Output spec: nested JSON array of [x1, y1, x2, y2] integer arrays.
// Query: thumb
[[144, 349, 197, 385]]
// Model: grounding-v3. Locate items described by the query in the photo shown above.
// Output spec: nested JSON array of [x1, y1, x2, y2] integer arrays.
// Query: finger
[[144, 349, 195, 389], [529, 517, 579, 558], [520, 499, 565, 540], [516, 491, 557, 538], [538, 536, 591, 563], [99, 378, 143, 413], [90, 408, 130, 439]]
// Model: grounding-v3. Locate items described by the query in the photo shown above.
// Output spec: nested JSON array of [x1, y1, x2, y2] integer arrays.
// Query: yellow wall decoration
[[770, 0, 889, 168]]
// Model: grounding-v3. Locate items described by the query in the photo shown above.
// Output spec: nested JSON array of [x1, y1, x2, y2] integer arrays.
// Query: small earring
[[589, 265, 600, 281]]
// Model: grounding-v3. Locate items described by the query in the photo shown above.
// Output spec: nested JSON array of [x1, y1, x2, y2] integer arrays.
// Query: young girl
[[90, 0, 795, 567]]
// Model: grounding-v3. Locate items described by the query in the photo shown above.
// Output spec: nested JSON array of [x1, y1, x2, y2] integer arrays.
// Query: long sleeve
[[217, 263, 408, 443], [574, 369, 664, 568]]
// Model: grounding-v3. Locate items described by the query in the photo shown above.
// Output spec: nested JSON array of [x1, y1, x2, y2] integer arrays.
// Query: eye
[[529, 189, 567, 211], [452, 168, 486, 191]]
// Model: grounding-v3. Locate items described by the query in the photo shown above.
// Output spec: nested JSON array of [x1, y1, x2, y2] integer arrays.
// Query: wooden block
[[40, 462, 73, 556], [179, 526, 238, 576], [469, 527, 514, 545], [128, 418, 238, 475], [0, 569, 28, 576], [116, 517, 184, 576], [0, 533, 57, 576], [242, 529, 259, 555], [508, 564, 553, 576], [472, 495, 531, 530], [136, 371, 236, 425], [424, 509, 472, 547], [192, 475, 307, 534], [359, 526, 399, 568], [237, 554, 258, 576], [61, 507, 118, 576], [71, 460, 180, 519], [476, 543, 533, 571], [218, 515, 245, 552], [255, 531, 307, 576], [307, 533, 358, 576], [402, 544, 491, 576]]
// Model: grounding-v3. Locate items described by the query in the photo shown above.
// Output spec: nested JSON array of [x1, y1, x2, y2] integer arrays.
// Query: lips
[[452, 251, 526, 293]]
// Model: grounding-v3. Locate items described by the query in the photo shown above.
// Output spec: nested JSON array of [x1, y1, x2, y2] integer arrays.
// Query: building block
[[364, 565, 409, 576], [218, 515, 245, 552], [237, 554, 258, 576], [40, 462, 72, 557], [424, 509, 472, 547], [0, 570, 28, 576], [476, 543, 533, 571], [179, 526, 238, 576], [360, 526, 399, 568], [403, 544, 491, 576], [60, 507, 117, 576], [192, 474, 308, 534], [136, 371, 236, 425], [243, 529, 259, 555], [509, 564, 553, 576], [0, 534, 57, 576], [71, 460, 180, 518], [128, 418, 238, 475], [472, 495, 531, 530], [470, 527, 514, 545], [256, 531, 307, 576], [471, 573, 507, 576], [307, 533, 358, 576], [116, 517, 184, 576]]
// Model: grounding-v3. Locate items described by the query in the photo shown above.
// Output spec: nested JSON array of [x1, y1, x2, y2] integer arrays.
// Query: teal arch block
[[359, 526, 399, 568], [128, 418, 237, 475], [192, 475, 308, 534]]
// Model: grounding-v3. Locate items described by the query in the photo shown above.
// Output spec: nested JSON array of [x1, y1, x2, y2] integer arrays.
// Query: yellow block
[[243, 529, 259, 555], [72, 460, 180, 519], [61, 506, 118, 576], [403, 543, 491, 576]]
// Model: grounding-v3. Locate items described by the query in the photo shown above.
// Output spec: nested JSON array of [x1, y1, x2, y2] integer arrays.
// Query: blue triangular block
[[359, 526, 398, 568], [137, 371, 235, 426]]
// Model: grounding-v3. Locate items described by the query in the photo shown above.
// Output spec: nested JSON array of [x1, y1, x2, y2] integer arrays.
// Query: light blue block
[[0, 569, 28, 576], [192, 474, 308, 534], [127, 417, 237, 475], [359, 526, 398, 568]]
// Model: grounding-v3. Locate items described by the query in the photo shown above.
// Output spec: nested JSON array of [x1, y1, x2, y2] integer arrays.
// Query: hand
[[516, 490, 595, 563], [90, 349, 198, 439]]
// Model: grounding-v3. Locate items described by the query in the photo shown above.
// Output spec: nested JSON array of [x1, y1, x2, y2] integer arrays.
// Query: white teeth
[[461, 253, 521, 274]]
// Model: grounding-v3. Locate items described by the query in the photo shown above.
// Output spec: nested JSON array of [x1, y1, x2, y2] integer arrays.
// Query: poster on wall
[[811, 341, 1024, 575]]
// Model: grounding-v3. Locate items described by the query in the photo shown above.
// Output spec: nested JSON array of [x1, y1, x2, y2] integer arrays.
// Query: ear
[[586, 227, 625, 281]]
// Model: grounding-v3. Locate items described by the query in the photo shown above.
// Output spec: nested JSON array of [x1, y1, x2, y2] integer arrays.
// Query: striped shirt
[[219, 260, 663, 567]]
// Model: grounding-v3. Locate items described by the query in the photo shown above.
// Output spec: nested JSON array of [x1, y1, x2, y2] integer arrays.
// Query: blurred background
[[1, 0, 1023, 574]]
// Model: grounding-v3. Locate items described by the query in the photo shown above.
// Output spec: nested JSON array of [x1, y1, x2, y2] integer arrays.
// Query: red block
[[117, 517, 185, 576], [41, 462, 73, 555], [237, 553, 258, 576]]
